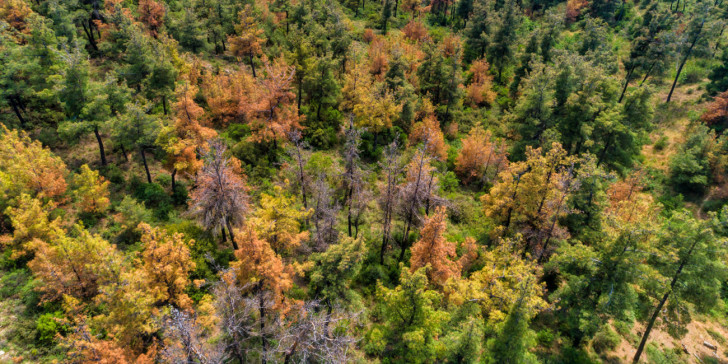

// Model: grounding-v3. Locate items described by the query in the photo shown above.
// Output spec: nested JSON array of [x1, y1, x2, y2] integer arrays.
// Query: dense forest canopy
[[1, 0, 728, 362]]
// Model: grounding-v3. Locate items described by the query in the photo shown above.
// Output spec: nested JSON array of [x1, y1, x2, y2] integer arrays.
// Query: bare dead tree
[[277, 301, 360, 364], [378, 137, 402, 264], [349, 183, 372, 239], [212, 276, 261, 363], [160, 308, 226, 364], [311, 173, 340, 252], [341, 118, 369, 237], [188, 140, 250, 249], [287, 130, 310, 210]]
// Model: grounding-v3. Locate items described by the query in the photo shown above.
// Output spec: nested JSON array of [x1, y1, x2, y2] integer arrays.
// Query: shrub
[[364, 327, 386, 356], [613, 321, 632, 337], [225, 123, 251, 142], [591, 326, 620, 354], [36, 311, 66, 344], [137, 183, 173, 220], [537, 329, 556, 347], [653, 136, 669, 151], [441, 171, 459, 192], [679, 61, 707, 85], [102, 164, 125, 185], [707, 328, 726, 344], [172, 183, 189, 206]]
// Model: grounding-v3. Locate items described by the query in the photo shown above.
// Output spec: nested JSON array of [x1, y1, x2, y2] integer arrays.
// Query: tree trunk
[[640, 61, 656, 86], [666, 59, 687, 103], [297, 78, 303, 113], [295, 145, 308, 209], [503, 170, 527, 237], [171, 168, 177, 191], [632, 238, 699, 363], [162, 94, 168, 115], [667, 20, 705, 103], [225, 216, 239, 250], [619, 66, 635, 103], [354, 214, 361, 238], [139, 145, 152, 183], [93, 125, 107, 166], [259, 286, 268, 364], [8, 96, 26, 127], [250, 52, 257, 78], [348, 205, 353, 237], [81, 20, 99, 53], [120, 144, 129, 162]]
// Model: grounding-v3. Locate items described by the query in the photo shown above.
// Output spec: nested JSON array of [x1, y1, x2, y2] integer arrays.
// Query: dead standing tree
[[379, 137, 402, 264], [188, 140, 250, 249]]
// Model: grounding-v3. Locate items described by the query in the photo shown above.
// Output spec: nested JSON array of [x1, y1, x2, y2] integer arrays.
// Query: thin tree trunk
[[295, 144, 308, 209], [250, 52, 257, 78], [139, 145, 152, 183], [81, 20, 99, 52], [619, 66, 635, 103], [162, 94, 168, 115], [503, 170, 527, 237], [640, 61, 656, 86], [259, 285, 268, 364], [120, 144, 129, 162], [8, 96, 26, 127], [348, 205, 353, 237], [632, 239, 699, 363], [171, 168, 177, 191], [225, 216, 239, 250], [297, 78, 303, 113], [93, 125, 107, 166], [667, 20, 705, 103]]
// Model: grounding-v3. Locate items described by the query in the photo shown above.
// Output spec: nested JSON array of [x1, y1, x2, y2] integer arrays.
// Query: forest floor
[[0, 273, 25, 363], [607, 319, 728, 363], [641, 82, 704, 172]]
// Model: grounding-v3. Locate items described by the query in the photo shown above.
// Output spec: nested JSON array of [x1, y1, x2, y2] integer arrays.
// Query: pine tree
[[250, 185, 310, 255], [111, 102, 162, 183], [410, 206, 459, 286], [229, 4, 264, 77]]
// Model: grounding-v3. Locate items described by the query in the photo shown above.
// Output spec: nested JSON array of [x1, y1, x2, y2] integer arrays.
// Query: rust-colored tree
[[28, 227, 120, 302], [0, 126, 68, 202], [202, 69, 254, 126], [397, 146, 442, 261], [410, 206, 459, 286], [454, 126, 508, 185], [229, 5, 265, 77], [465, 59, 496, 107], [409, 115, 447, 161], [158, 83, 217, 190], [138, 0, 165, 38], [369, 37, 389, 78], [138, 223, 196, 309], [701, 91, 728, 130], [403, 20, 429, 42], [244, 58, 303, 146], [228, 224, 294, 361]]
